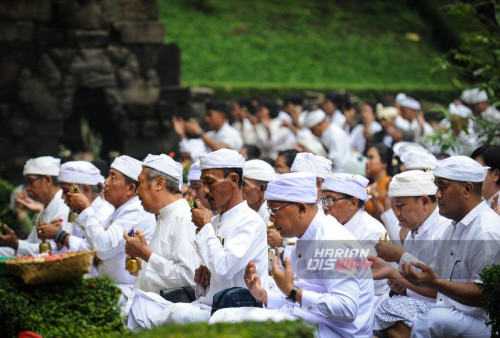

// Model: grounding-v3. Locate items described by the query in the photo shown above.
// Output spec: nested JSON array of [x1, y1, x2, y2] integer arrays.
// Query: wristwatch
[[286, 285, 299, 303]]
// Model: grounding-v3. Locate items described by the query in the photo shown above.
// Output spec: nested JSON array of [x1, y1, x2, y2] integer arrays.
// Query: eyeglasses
[[321, 197, 350, 207], [267, 203, 294, 216], [25, 176, 44, 186]]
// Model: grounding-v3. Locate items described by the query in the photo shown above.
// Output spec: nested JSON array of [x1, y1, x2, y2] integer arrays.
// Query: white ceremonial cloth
[[320, 123, 351, 172], [210, 210, 375, 338], [205, 122, 243, 151], [78, 195, 156, 285], [16, 189, 70, 256]]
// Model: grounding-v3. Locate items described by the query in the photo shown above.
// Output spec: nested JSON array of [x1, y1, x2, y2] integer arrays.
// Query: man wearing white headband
[[401, 156, 500, 337], [321, 173, 389, 300], [290, 152, 332, 202], [67, 155, 156, 285], [210, 172, 374, 337], [0, 156, 70, 257], [123, 154, 201, 329], [242, 159, 275, 225], [185, 163, 210, 210], [301, 109, 350, 172], [370, 171, 451, 336], [149, 149, 269, 326], [36, 161, 114, 254], [399, 97, 434, 146]]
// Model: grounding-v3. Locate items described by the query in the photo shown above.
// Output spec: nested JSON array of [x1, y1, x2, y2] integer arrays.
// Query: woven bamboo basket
[[4, 249, 96, 285]]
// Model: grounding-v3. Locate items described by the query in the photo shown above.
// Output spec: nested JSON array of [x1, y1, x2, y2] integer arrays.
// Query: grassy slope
[[158, 0, 456, 91]]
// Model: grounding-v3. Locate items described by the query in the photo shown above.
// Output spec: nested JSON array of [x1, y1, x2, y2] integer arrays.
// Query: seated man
[[210, 172, 375, 337], [145, 149, 269, 326], [66, 155, 156, 286], [321, 173, 389, 301], [369, 170, 450, 336], [123, 154, 201, 329], [402, 156, 500, 337], [242, 159, 276, 225], [0, 156, 69, 256]]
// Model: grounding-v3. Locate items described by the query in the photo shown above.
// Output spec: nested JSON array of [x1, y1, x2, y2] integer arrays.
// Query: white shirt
[[70, 196, 115, 246], [380, 208, 403, 248], [266, 211, 374, 337], [343, 209, 389, 296], [326, 110, 346, 130], [259, 122, 297, 159], [232, 119, 258, 146], [258, 201, 271, 227], [133, 199, 200, 293], [78, 195, 157, 285], [205, 122, 243, 151], [320, 123, 351, 172], [349, 121, 382, 154], [16, 189, 70, 256], [431, 201, 500, 320], [195, 200, 269, 306], [398, 207, 451, 302]]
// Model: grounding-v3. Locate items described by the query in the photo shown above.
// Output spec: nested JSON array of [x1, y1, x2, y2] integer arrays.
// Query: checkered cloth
[[374, 295, 434, 330]]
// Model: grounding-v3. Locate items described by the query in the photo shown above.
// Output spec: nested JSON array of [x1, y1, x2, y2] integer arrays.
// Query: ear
[[463, 182, 474, 198], [296, 202, 307, 216], [43, 175, 52, 185], [421, 195, 430, 208], [155, 176, 166, 191], [259, 183, 267, 193], [492, 168, 500, 185], [350, 197, 359, 210], [228, 172, 239, 187]]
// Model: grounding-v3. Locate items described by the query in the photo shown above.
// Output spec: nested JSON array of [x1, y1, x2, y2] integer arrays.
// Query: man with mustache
[[149, 149, 269, 326]]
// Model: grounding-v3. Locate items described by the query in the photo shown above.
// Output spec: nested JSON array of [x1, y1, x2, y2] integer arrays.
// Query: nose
[[202, 182, 210, 195]]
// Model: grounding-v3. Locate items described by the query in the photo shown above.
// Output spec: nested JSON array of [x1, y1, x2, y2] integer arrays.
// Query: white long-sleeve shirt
[[349, 121, 382, 154], [134, 199, 200, 293], [205, 122, 243, 151], [320, 123, 351, 172], [78, 195, 156, 285], [195, 200, 269, 306], [266, 211, 374, 337], [343, 209, 389, 297], [16, 189, 70, 256]]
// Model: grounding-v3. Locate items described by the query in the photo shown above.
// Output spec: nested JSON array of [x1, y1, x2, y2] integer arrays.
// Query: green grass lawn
[[158, 0, 458, 92]]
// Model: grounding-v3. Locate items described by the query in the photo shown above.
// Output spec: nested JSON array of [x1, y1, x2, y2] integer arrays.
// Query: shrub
[[480, 264, 500, 337]]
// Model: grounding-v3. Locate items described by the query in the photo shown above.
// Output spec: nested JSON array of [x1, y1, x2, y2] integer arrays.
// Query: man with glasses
[[321, 173, 389, 302], [149, 149, 269, 326], [0, 156, 70, 257], [210, 172, 374, 337], [400, 156, 500, 337]]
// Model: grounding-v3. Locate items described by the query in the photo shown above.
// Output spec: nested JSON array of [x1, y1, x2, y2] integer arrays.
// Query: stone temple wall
[[0, 0, 211, 183]]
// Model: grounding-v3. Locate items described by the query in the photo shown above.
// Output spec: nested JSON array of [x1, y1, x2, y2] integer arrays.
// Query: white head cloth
[[460, 88, 488, 105], [179, 138, 206, 162], [400, 150, 437, 170], [199, 149, 245, 170], [400, 97, 421, 110], [302, 109, 326, 129], [376, 105, 398, 120], [395, 93, 407, 105], [322, 173, 371, 201], [23, 156, 61, 176], [110, 155, 143, 181], [388, 171, 437, 197], [59, 161, 104, 185], [143, 154, 183, 189], [243, 159, 276, 182], [290, 152, 332, 179], [187, 163, 202, 181], [265, 172, 317, 203], [392, 141, 427, 158], [449, 103, 472, 118], [434, 155, 489, 182]]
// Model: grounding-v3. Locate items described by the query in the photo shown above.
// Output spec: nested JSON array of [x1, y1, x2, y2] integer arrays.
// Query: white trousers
[[411, 307, 491, 338], [209, 307, 297, 324], [0, 246, 15, 256]]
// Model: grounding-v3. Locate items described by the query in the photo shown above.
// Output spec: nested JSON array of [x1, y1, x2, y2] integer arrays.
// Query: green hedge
[[480, 264, 500, 337], [133, 320, 315, 338], [0, 276, 125, 337]]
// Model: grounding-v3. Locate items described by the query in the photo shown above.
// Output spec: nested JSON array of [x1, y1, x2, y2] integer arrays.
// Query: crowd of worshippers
[[0, 88, 499, 337]]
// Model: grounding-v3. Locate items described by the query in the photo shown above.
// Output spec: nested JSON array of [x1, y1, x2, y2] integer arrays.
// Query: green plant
[[480, 264, 500, 337], [0, 276, 125, 337]]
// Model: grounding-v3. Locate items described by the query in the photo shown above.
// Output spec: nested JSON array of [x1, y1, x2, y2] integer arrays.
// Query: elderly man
[[147, 149, 269, 326], [66, 155, 156, 285], [36, 161, 115, 253], [242, 159, 276, 225], [0, 156, 69, 256], [174, 100, 243, 151], [370, 170, 451, 336], [210, 172, 374, 337], [301, 109, 350, 172], [122, 154, 201, 329], [321, 174, 389, 300], [290, 152, 332, 202], [400, 156, 500, 337]]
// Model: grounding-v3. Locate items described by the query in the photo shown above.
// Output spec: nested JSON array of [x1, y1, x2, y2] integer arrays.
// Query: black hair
[[92, 159, 110, 179], [206, 100, 229, 116], [258, 98, 280, 118], [326, 92, 352, 111], [283, 94, 303, 106], [481, 146, 500, 185], [368, 143, 394, 175], [123, 175, 139, 190], [277, 149, 299, 168], [413, 195, 437, 203], [471, 145, 491, 160], [237, 97, 256, 115], [242, 144, 261, 160], [50, 176, 59, 186], [220, 167, 243, 189], [362, 100, 377, 115]]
